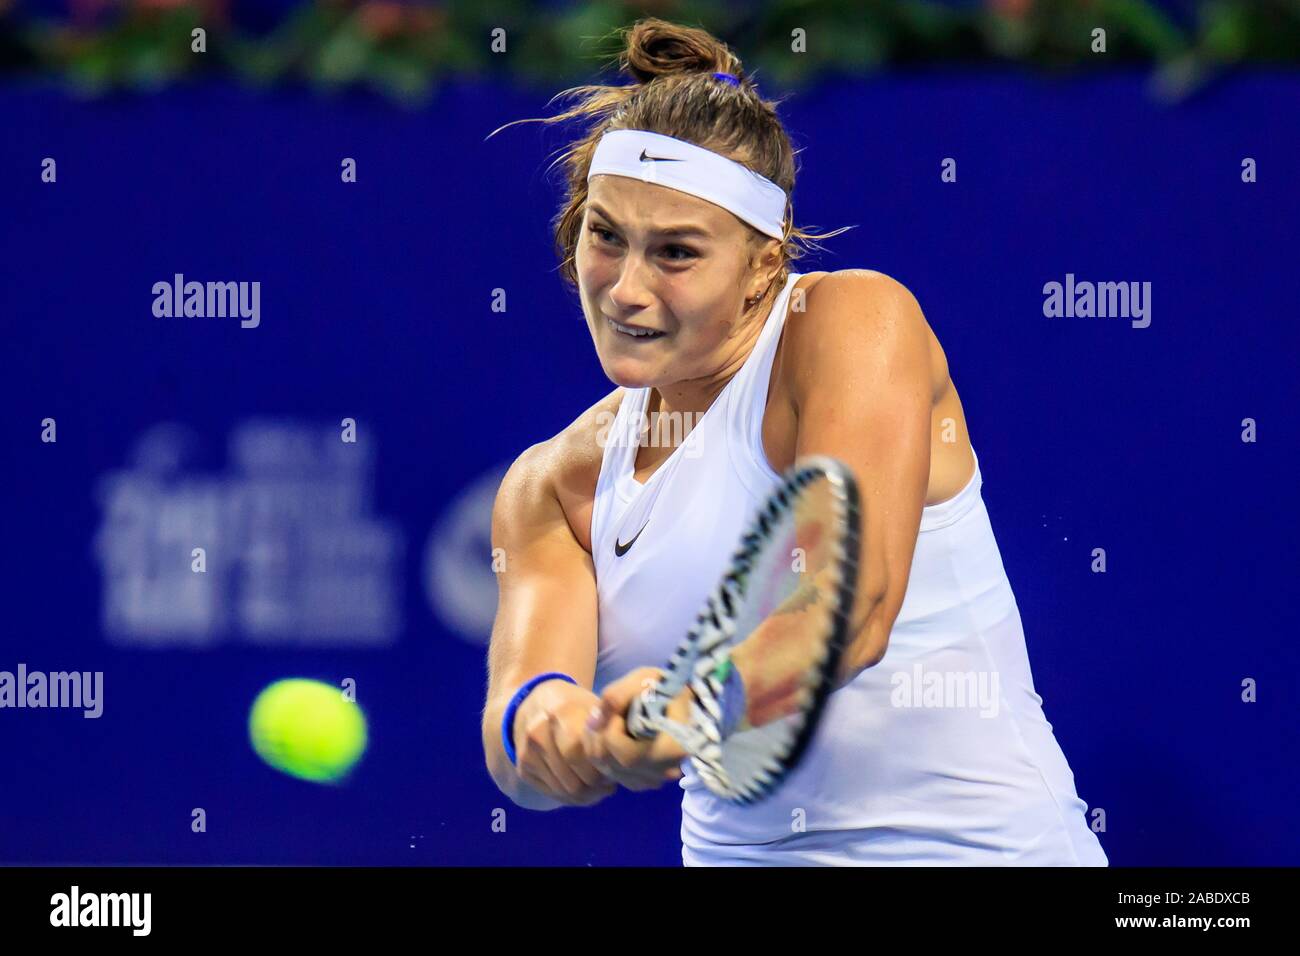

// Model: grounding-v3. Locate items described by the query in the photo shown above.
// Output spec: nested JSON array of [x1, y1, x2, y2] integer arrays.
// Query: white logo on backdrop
[[93, 420, 404, 647], [423, 464, 509, 646]]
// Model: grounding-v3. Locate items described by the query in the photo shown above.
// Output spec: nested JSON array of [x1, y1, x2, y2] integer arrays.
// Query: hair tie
[[712, 72, 740, 87]]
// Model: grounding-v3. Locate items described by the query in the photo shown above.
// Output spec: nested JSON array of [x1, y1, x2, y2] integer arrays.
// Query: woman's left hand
[[582, 667, 691, 791]]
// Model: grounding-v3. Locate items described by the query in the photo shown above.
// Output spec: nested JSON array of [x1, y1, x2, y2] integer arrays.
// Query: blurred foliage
[[0, 0, 1296, 104]]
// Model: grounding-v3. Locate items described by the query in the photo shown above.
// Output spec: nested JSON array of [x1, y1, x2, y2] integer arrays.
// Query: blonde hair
[[487, 17, 853, 313]]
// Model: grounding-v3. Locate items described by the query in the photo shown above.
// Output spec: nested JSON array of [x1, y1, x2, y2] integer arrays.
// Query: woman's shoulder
[[551, 385, 625, 489], [793, 269, 832, 295], [773, 267, 946, 416], [786, 269, 936, 368], [797, 268, 923, 318], [502, 386, 625, 554]]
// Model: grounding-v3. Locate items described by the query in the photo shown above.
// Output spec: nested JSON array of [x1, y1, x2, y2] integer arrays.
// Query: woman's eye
[[589, 225, 695, 262]]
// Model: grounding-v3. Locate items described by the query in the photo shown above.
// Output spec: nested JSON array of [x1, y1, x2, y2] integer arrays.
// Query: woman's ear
[[744, 243, 784, 308], [749, 236, 783, 285]]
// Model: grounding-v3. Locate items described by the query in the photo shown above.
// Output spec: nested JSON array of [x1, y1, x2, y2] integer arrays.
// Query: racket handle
[[623, 693, 657, 740]]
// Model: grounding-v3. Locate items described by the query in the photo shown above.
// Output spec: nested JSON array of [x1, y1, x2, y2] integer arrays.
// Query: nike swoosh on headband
[[591, 130, 786, 241], [614, 523, 649, 557], [639, 149, 683, 163]]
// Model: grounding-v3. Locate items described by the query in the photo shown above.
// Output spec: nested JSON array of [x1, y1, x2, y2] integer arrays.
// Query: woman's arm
[[787, 269, 934, 686], [481, 440, 612, 810]]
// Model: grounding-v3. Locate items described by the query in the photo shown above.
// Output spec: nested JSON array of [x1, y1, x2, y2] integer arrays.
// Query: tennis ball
[[249, 678, 368, 784]]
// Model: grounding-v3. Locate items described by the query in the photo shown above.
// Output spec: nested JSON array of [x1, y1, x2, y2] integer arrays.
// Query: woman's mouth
[[606, 316, 667, 341]]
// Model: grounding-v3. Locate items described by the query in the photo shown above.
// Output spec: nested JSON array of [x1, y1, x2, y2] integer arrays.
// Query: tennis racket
[[624, 455, 860, 804]]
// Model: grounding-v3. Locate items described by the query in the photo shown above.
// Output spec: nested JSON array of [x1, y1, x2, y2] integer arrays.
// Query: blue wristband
[[502, 672, 577, 766]]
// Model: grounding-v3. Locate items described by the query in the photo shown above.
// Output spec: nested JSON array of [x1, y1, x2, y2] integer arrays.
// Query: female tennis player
[[481, 18, 1107, 866]]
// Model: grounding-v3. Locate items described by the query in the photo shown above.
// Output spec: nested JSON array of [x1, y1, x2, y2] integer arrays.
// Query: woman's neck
[[648, 306, 770, 427]]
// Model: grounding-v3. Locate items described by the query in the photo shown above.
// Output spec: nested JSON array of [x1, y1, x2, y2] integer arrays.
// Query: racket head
[[625, 455, 860, 804]]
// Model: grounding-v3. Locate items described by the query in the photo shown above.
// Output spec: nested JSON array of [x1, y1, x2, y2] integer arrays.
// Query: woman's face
[[577, 174, 776, 389]]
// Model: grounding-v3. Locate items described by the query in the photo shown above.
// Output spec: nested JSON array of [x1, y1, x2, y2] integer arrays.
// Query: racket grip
[[623, 693, 657, 740]]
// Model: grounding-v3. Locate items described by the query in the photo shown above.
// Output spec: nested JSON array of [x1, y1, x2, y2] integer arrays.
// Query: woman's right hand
[[512, 679, 621, 807]]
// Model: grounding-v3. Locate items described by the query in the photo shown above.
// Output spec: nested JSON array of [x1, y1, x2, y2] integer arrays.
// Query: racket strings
[[625, 456, 860, 804]]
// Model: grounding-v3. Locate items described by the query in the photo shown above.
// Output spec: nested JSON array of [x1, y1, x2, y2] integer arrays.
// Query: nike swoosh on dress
[[614, 524, 648, 557]]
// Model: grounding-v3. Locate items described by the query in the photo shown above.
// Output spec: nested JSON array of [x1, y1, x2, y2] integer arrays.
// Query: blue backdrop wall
[[1, 70, 1296, 865]]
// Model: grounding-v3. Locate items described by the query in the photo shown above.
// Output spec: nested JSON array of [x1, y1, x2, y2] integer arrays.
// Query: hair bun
[[617, 17, 744, 85]]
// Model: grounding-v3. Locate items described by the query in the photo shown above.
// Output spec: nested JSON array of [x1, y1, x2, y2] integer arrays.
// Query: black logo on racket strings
[[614, 523, 648, 557], [639, 150, 683, 163]]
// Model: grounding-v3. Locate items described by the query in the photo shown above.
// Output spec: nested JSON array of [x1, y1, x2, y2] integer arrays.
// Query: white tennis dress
[[590, 271, 1108, 866]]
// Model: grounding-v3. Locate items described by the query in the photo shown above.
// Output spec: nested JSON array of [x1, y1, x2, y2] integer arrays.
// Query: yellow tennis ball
[[249, 678, 368, 784]]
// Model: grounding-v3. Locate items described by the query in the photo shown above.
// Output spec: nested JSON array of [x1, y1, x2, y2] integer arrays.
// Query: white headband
[[587, 129, 787, 240]]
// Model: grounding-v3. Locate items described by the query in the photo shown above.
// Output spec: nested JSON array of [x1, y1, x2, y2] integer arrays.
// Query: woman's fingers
[[520, 711, 586, 796], [551, 711, 612, 790]]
